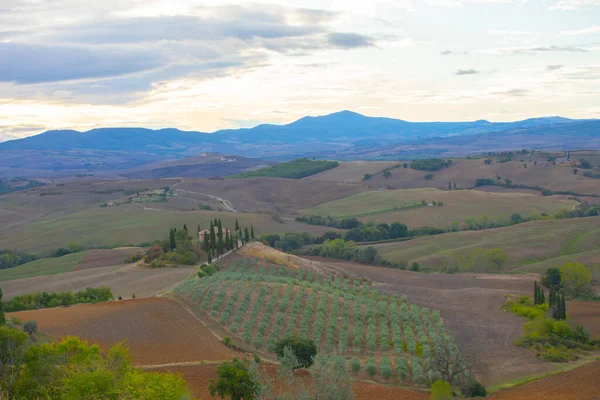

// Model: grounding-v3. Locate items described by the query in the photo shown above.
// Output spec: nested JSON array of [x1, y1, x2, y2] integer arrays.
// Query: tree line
[[142, 218, 254, 266], [2, 287, 113, 312]]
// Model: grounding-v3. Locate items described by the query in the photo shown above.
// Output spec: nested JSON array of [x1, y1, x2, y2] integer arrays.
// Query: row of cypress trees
[[533, 281, 566, 320], [201, 218, 255, 263]]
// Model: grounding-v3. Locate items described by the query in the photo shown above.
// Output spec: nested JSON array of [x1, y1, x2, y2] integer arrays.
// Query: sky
[[1, 0, 599, 141]]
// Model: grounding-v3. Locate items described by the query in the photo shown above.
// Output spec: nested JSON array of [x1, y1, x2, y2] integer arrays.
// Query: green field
[[369, 216, 600, 272], [0, 206, 331, 253], [303, 189, 577, 229], [0, 252, 84, 281], [231, 158, 339, 179]]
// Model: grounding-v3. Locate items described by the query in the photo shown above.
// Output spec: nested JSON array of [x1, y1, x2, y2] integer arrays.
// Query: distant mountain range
[[0, 111, 598, 178]]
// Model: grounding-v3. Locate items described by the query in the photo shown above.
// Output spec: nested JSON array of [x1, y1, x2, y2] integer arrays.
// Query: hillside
[[230, 158, 339, 179]]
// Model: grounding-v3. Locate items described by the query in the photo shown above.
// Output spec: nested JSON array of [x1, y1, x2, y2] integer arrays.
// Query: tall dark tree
[[197, 224, 201, 234], [0, 287, 5, 326], [210, 223, 216, 250], [534, 282, 539, 304], [234, 234, 238, 249], [207, 250, 212, 264], [235, 219, 240, 231], [448, 182, 452, 190], [183, 224, 188, 232], [540, 288, 545, 304], [225, 230, 231, 250], [230, 233, 234, 250], [169, 228, 176, 251], [203, 233, 210, 254], [244, 228, 250, 243], [250, 225, 255, 240]]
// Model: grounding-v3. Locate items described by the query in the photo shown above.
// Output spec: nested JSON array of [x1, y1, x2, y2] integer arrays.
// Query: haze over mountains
[[1, 111, 599, 178]]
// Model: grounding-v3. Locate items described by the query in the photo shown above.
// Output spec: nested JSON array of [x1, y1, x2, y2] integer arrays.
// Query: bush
[[23, 320, 37, 335], [461, 381, 487, 398], [3, 287, 114, 312], [274, 336, 317, 369], [410, 262, 420, 272], [430, 380, 452, 400], [350, 357, 361, 372], [411, 159, 451, 172], [365, 357, 377, 378]]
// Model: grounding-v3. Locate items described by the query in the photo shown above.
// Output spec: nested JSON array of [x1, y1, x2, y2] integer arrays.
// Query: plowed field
[[490, 360, 600, 400], [8, 298, 237, 365]]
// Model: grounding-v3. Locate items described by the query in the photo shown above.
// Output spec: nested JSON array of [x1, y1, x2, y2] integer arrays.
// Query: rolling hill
[[1, 111, 598, 177]]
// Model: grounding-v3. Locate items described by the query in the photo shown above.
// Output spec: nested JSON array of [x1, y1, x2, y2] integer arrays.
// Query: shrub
[[410, 262, 420, 272], [274, 336, 317, 369], [462, 381, 487, 398], [23, 320, 37, 335], [430, 380, 453, 400], [365, 357, 377, 378], [350, 357, 361, 373]]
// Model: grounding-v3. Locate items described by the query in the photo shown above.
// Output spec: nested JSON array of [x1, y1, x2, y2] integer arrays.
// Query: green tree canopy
[[487, 248, 509, 273], [209, 358, 259, 400], [430, 380, 453, 400], [274, 336, 317, 369], [560, 262, 592, 297]]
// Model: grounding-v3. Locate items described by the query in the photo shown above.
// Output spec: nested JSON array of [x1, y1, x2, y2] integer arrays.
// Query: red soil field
[[567, 301, 600, 337], [489, 360, 600, 400], [152, 364, 430, 400], [9, 298, 237, 365]]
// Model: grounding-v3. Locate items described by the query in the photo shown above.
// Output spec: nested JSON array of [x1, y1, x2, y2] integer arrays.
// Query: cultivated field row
[[174, 257, 462, 385]]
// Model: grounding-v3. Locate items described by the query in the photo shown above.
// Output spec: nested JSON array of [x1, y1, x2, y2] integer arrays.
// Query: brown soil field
[[175, 177, 367, 216], [8, 298, 237, 365], [306, 161, 399, 183], [74, 247, 142, 270], [2, 263, 196, 299], [152, 363, 430, 400], [567, 301, 600, 337], [305, 257, 555, 386], [489, 360, 600, 400]]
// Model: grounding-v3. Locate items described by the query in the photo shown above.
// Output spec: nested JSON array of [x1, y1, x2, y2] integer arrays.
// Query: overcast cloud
[[0, 0, 599, 139]]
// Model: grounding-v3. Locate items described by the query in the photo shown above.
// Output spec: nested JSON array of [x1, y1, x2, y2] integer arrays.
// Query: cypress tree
[[534, 282, 538, 304], [449, 182, 452, 190], [225, 230, 230, 250], [230, 233, 234, 250], [0, 287, 5, 326], [234, 234, 239, 249], [218, 224, 223, 241], [541, 288, 545, 304], [183, 224, 188, 232], [207, 250, 212, 264], [244, 227, 250, 243], [197, 224, 201, 234], [235, 219, 240, 231], [250, 225, 255, 239], [218, 219, 222, 230], [169, 228, 176, 251], [203, 233, 210, 253], [210, 223, 216, 249], [561, 294, 567, 320]]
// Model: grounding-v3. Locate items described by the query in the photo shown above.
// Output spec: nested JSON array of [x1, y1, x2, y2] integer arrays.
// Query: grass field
[[0, 205, 337, 253], [0, 252, 84, 281], [369, 216, 600, 272], [303, 189, 576, 228], [309, 158, 600, 196]]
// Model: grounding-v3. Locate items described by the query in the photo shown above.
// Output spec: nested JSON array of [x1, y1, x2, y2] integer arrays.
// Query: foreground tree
[[209, 358, 259, 400], [427, 336, 481, 390]]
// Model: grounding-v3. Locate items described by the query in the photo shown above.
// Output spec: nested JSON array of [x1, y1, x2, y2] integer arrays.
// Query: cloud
[[482, 44, 588, 54], [440, 50, 468, 55], [546, 64, 565, 70], [559, 26, 600, 36], [492, 88, 530, 97], [550, 0, 600, 10], [327, 33, 376, 48], [455, 69, 480, 75], [0, 42, 163, 84]]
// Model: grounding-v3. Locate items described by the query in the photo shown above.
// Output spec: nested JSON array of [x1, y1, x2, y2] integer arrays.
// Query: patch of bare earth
[[305, 257, 556, 386], [8, 298, 237, 365], [2, 263, 195, 299], [74, 248, 142, 270], [489, 361, 600, 400], [567, 301, 600, 337]]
